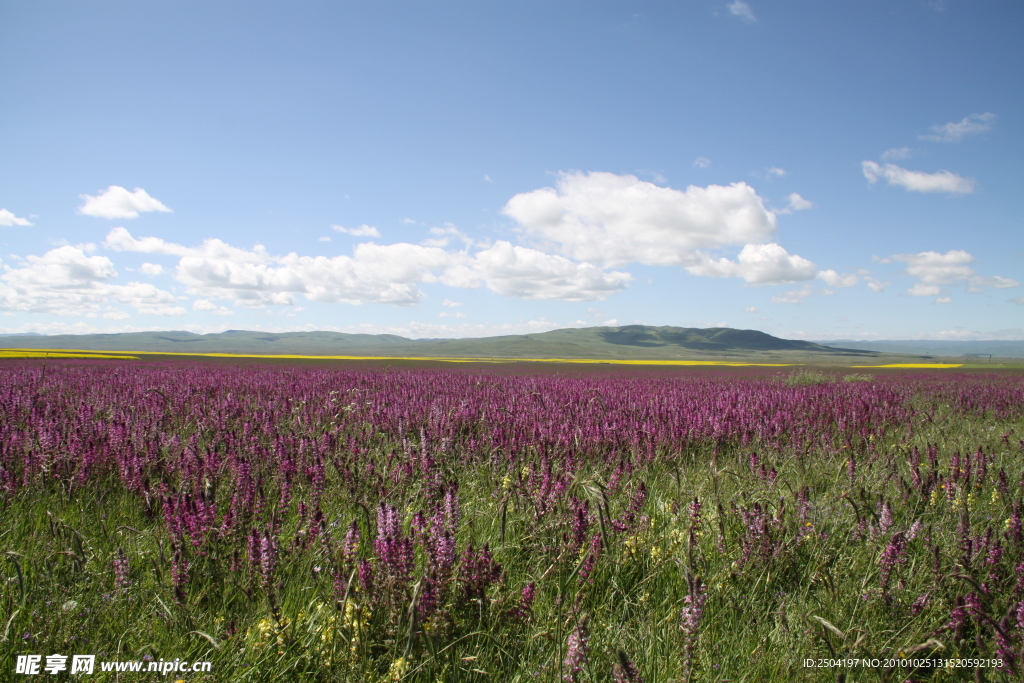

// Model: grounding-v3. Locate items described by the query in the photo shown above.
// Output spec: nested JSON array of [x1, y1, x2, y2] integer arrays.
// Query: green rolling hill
[[0, 325, 884, 360]]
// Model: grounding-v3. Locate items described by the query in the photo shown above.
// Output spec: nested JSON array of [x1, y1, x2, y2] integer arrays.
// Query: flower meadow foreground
[[1, 361, 1023, 682]]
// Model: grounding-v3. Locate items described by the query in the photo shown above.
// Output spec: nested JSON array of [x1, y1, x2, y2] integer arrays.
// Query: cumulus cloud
[[441, 241, 632, 301], [503, 171, 779, 267], [818, 269, 858, 287], [77, 186, 172, 219], [728, 1, 756, 23], [0, 209, 33, 227], [920, 113, 995, 143], [686, 243, 817, 285], [862, 161, 975, 194], [0, 245, 180, 316], [890, 249, 1019, 296], [106, 228, 630, 305], [139, 262, 164, 276], [332, 224, 381, 238]]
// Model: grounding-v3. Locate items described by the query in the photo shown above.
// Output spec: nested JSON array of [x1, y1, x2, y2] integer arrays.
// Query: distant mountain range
[[815, 339, 1024, 359], [0, 325, 882, 360], [4, 326, 1020, 359]]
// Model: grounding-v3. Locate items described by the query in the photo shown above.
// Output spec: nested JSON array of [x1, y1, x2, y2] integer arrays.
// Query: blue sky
[[1, 0, 1021, 341]]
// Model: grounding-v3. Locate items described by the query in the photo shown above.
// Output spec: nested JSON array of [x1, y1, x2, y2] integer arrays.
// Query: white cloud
[[332, 224, 381, 237], [692, 157, 711, 169], [107, 228, 631, 306], [318, 236, 332, 242], [1012, 297, 1024, 306], [935, 297, 953, 304], [0, 209, 33, 227], [744, 306, 758, 313], [107, 228, 444, 306], [441, 241, 632, 301], [881, 147, 912, 162], [0, 244, 179, 316], [111, 282, 186, 316], [421, 224, 473, 248], [785, 192, 813, 211], [139, 262, 164, 276], [908, 283, 941, 297], [766, 167, 786, 178], [483, 174, 493, 183], [400, 218, 418, 225], [686, 243, 817, 285], [861, 161, 975, 194], [193, 299, 217, 311], [728, 1, 756, 23], [818, 269, 858, 287], [441, 299, 463, 307], [439, 311, 466, 318], [770, 284, 815, 304], [920, 113, 995, 143], [193, 299, 233, 315], [857, 269, 889, 293], [77, 186, 172, 219], [775, 192, 813, 214], [890, 249, 1019, 296], [104, 226, 192, 255], [502, 171, 779, 267], [103, 309, 131, 320]]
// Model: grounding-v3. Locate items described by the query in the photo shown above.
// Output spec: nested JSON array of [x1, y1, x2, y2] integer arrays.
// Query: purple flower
[[879, 532, 907, 594], [613, 650, 643, 683], [113, 550, 131, 589], [562, 620, 590, 682], [680, 579, 707, 638], [343, 519, 361, 565], [259, 531, 277, 587]]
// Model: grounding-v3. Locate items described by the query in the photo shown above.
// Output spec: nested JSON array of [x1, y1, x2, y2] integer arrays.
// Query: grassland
[[1, 361, 1022, 682]]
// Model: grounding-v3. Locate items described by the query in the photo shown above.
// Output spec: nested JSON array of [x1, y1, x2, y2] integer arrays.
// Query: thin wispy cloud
[[880, 147, 911, 162], [332, 224, 382, 237], [862, 161, 975, 194], [774, 192, 813, 215], [920, 113, 995, 142], [728, 1, 756, 23]]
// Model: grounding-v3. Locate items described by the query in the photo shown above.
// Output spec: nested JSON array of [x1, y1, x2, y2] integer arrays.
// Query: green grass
[[2, 395, 1022, 682]]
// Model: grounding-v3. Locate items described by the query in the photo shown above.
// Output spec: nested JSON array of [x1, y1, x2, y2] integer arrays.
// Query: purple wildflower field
[[1, 360, 1023, 681]]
